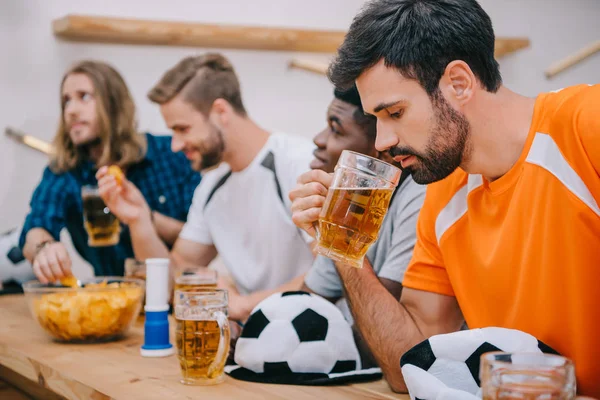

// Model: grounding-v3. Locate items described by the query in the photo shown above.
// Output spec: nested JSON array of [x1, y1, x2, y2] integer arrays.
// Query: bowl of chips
[[23, 277, 145, 343]]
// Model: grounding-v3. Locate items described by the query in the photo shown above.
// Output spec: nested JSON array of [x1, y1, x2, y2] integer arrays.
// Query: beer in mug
[[318, 187, 394, 267], [82, 185, 120, 247], [316, 151, 400, 268], [174, 289, 230, 385]]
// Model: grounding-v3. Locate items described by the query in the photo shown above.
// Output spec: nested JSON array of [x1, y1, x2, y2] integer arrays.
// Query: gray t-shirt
[[305, 175, 426, 301]]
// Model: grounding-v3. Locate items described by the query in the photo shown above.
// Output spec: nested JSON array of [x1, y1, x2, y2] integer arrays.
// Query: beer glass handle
[[207, 310, 230, 378]]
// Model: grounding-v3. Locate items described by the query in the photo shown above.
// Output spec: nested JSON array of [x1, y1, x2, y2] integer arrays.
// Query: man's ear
[[439, 60, 475, 106], [208, 98, 232, 129]]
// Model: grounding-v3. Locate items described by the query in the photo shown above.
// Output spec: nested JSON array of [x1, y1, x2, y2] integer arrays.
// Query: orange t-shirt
[[403, 84, 600, 397]]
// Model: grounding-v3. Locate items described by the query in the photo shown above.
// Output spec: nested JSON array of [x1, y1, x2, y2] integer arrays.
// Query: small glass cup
[[315, 150, 401, 268], [174, 289, 230, 385], [480, 352, 576, 400], [82, 185, 120, 247], [124, 258, 146, 314], [125, 258, 146, 280]]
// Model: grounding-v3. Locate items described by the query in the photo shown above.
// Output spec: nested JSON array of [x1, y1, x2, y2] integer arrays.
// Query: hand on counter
[[227, 290, 254, 323]]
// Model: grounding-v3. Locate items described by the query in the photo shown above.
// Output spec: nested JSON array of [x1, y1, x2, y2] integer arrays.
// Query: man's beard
[[195, 125, 225, 172], [389, 92, 471, 184]]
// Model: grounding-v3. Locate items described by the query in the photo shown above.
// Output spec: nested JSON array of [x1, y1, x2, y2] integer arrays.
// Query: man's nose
[[374, 120, 398, 152], [171, 134, 185, 153], [313, 128, 328, 148]]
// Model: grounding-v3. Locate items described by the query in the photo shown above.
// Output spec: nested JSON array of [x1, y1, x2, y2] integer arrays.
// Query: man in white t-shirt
[[180, 132, 314, 296], [97, 53, 315, 321]]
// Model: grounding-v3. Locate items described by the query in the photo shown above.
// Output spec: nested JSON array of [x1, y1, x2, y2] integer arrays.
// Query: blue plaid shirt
[[19, 133, 201, 276]]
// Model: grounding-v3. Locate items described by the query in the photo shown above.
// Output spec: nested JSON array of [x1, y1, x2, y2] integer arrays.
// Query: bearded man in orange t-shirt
[[289, 0, 600, 397]]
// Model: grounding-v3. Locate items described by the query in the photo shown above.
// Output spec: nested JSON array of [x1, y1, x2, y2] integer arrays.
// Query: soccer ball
[[400, 327, 560, 399], [234, 291, 362, 376]]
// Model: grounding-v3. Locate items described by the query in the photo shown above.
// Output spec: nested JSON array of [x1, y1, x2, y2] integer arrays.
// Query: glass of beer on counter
[[125, 258, 146, 281], [174, 268, 218, 292], [125, 258, 147, 312], [82, 185, 120, 247], [480, 352, 576, 400], [174, 289, 230, 385], [316, 150, 401, 268]]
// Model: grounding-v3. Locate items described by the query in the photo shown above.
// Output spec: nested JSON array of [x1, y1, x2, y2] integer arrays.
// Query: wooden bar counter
[[0, 295, 408, 400]]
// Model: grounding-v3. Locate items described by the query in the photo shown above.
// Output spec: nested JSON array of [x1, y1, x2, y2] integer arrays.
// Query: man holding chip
[[97, 54, 315, 322], [20, 60, 200, 283]]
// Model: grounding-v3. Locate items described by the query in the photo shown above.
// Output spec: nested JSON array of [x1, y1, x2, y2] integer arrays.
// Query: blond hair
[[147, 53, 246, 116], [50, 60, 146, 174]]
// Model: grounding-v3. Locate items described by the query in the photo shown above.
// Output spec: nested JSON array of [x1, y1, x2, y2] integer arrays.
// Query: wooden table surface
[[0, 295, 408, 400]]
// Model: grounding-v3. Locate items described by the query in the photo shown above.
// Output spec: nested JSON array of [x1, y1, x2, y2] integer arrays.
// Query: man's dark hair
[[329, 0, 502, 95], [334, 85, 377, 139]]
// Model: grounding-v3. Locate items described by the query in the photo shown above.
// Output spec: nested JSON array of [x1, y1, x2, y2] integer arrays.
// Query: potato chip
[[60, 275, 79, 288], [108, 165, 124, 187], [32, 282, 143, 342]]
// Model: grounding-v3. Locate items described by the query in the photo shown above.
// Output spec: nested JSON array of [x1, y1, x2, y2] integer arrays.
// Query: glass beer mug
[[480, 352, 576, 400], [82, 185, 120, 247], [174, 289, 230, 385], [315, 150, 401, 268]]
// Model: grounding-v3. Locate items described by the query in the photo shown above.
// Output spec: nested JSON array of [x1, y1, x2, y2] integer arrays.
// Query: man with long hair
[[20, 60, 200, 283], [97, 53, 315, 321], [290, 0, 600, 396]]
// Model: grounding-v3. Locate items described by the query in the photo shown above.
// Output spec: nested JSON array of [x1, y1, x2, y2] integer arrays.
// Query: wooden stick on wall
[[288, 59, 329, 75], [494, 38, 530, 58], [5, 127, 53, 155], [53, 15, 346, 53], [545, 40, 600, 79]]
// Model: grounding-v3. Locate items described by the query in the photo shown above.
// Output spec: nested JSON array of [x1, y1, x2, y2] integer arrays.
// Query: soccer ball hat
[[400, 327, 561, 399], [225, 291, 383, 385]]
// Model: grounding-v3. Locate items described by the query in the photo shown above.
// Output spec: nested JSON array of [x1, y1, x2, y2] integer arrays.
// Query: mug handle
[[207, 310, 230, 379]]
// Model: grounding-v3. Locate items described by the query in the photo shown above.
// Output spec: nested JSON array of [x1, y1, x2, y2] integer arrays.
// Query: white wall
[[0, 0, 598, 275], [479, 0, 599, 95]]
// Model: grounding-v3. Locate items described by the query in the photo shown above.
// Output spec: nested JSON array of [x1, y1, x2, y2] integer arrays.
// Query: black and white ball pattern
[[234, 291, 362, 377], [400, 327, 560, 399]]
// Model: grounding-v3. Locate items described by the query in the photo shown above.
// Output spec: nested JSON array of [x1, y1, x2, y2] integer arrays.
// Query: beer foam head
[[225, 291, 382, 385]]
